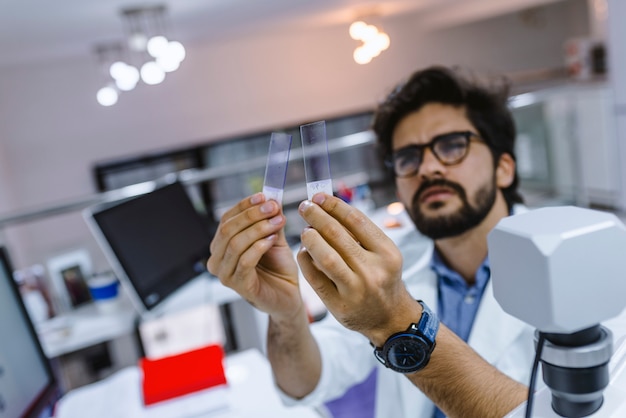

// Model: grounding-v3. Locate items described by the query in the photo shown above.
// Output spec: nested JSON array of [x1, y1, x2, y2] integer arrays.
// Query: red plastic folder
[[140, 344, 228, 406]]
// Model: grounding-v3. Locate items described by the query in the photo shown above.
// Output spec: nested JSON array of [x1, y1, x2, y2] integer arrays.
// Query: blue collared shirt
[[431, 249, 491, 418]]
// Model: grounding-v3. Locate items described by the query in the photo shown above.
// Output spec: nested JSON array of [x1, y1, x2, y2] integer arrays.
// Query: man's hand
[[207, 193, 302, 320], [297, 193, 417, 343]]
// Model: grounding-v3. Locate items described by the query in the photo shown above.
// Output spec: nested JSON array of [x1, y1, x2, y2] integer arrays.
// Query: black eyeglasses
[[385, 131, 483, 178]]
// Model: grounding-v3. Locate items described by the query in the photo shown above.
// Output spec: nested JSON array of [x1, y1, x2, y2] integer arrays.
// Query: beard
[[409, 177, 497, 240]]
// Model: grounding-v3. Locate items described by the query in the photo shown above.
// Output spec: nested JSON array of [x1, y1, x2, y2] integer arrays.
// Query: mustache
[[412, 178, 467, 205]]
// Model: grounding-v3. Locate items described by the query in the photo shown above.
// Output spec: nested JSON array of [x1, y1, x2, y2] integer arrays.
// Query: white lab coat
[[281, 208, 537, 417]]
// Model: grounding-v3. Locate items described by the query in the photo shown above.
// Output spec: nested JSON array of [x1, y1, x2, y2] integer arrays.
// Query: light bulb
[[97, 86, 118, 106], [156, 41, 186, 72], [115, 69, 139, 91], [156, 55, 181, 72], [147, 35, 169, 58], [140, 61, 166, 85], [110, 63, 140, 91], [166, 41, 186, 63], [109, 61, 128, 80], [361, 24, 379, 42], [353, 46, 372, 65], [349, 21, 367, 40], [373, 32, 390, 51], [363, 41, 382, 58], [124, 65, 140, 85], [128, 32, 148, 51]]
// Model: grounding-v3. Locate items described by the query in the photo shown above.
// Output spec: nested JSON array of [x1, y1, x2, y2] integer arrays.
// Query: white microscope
[[487, 206, 626, 418]]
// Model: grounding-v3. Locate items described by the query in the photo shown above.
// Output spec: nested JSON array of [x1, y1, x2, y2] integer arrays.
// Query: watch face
[[386, 336, 429, 371]]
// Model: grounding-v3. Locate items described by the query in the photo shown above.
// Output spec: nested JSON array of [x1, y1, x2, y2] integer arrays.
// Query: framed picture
[[47, 249, 93, 311]]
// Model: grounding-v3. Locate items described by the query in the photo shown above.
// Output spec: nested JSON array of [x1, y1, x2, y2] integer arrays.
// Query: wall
[[0, 0, 589, 269]]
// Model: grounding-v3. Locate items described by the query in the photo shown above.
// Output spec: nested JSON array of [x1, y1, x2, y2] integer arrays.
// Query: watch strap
[[416, 300, 439, 344]]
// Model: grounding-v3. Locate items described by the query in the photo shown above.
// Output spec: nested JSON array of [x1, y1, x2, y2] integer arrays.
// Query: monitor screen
[[0, 246, 58, 418], [84, 181, 217, 312]]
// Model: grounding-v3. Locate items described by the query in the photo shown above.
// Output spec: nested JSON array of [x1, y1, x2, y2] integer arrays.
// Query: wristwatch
[[373, 300, 439, 373]]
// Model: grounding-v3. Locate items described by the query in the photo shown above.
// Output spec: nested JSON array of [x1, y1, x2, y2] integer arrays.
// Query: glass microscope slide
[[262, 132, 293, 204], [300, 120, 333, 200]]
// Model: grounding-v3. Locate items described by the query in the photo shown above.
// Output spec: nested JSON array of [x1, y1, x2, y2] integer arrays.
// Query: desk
[[36, 274, 271, 392], [37, 298, 137, 359], [37, 274, 244, 359], [54, 349, 320, 418]]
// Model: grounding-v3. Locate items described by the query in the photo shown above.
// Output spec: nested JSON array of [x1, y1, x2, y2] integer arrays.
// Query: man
[[208, 66, 533, 417]]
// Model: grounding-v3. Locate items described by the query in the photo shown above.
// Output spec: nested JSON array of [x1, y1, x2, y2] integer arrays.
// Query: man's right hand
[[207, 193, 302, 320]]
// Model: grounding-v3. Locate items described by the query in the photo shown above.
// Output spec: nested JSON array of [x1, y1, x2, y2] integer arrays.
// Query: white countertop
[[54, 348, 321, 418]]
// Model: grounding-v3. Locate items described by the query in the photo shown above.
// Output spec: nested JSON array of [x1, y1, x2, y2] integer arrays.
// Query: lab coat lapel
[[468, 279, 528, 364], [398, 268, 439, 418], [404, 267, 438, 312]]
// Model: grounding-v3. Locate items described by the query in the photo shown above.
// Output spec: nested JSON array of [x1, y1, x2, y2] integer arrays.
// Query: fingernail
[[265, 233, 277, 241], [299, 200, 313, 213], [260, 201, 275, 213], [312, 193, 326, 205], [269, 215, 283, 225], [250, 193, 264, 205], [301, 226, 314, 237]]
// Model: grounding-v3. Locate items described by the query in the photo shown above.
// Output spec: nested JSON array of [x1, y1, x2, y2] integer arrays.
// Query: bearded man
[[208, 66, 533, 418]]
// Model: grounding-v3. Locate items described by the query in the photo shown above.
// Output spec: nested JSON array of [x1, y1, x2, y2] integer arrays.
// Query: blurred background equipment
[[0, 246, 59, 418]]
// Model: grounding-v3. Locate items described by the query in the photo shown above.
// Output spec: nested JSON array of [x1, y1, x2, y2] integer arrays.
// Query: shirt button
[[464, 294, 475, 304]]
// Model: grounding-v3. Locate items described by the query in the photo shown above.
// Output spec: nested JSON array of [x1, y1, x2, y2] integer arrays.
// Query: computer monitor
[[84, 180, 217, 313], [0, 246, 58, 418]]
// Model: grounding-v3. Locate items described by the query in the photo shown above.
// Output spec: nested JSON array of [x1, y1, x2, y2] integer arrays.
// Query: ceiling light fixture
[[95, 4, 186, 106], [349, 20, 390, 65], [94, 42, 126, 107]]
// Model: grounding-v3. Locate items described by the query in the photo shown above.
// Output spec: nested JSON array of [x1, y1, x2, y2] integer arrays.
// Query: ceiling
[[0, 0, 565, 69]]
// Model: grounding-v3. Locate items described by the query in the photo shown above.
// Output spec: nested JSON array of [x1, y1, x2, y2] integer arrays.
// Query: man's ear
[[496, 153, 515, 188]]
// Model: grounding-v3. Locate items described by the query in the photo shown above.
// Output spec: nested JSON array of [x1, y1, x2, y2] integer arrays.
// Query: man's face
[[392, 103, 498, 239]]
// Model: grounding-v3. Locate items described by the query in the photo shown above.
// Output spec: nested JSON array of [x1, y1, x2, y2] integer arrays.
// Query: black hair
[[372, 65, 523, 210]]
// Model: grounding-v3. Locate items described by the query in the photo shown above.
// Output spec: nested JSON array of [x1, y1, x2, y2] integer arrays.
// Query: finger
[[208, 198, 284, 276], [210, 193, 264, 255], [221, 192, 265, 222], [216, 225, 278, 282], [298, 198, 368, 272], [212, 210, 284, 277], [299, 226, 355, 293], [296, 245, 339, 306], [225, 234, 278, 294], [210, 196, 281, 260], [310, 193, 395, 254], [273, 221, 291, 248]]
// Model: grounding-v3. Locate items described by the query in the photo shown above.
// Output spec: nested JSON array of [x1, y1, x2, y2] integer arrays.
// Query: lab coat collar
[[468, 279, 529, 364]]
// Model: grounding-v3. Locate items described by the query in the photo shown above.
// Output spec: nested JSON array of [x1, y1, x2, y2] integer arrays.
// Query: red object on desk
[[140, 344, 227, 406]]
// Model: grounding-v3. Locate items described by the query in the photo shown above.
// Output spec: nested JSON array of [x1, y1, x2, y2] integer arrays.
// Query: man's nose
[[417, 147, 445, 177]]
